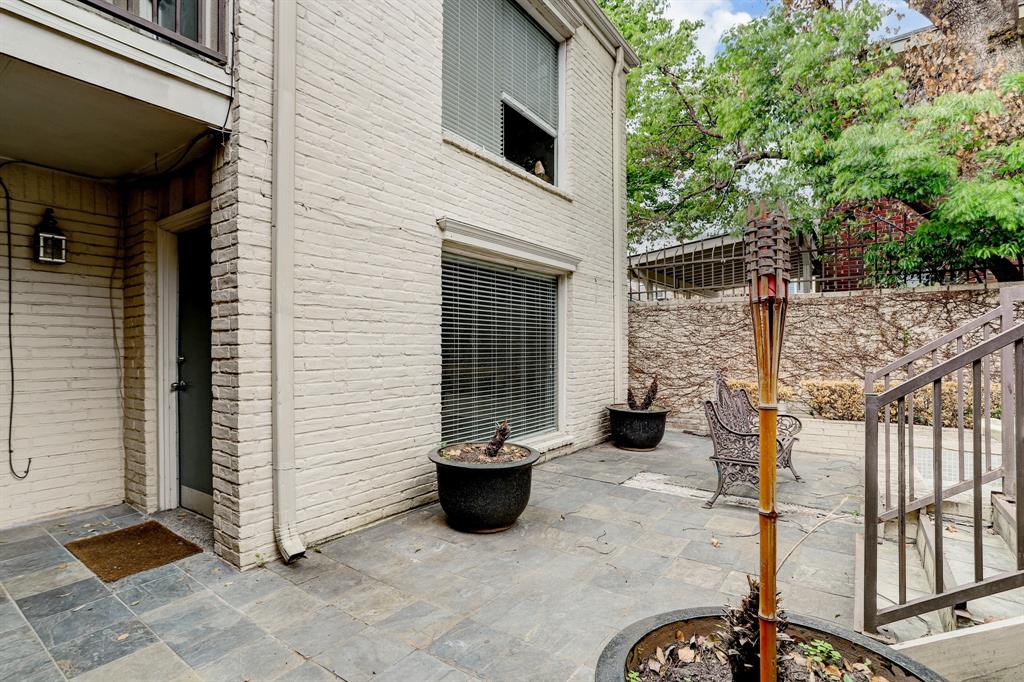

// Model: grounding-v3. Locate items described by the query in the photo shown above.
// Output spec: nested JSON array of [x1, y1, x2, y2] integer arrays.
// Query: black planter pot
[[596, 607, 945, 682], [607, 404, 669, 450], [429, 444, 540, 532]]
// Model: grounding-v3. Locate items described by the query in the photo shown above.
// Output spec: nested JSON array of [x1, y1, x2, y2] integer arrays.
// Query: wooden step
[[894, 615, 1024, 681]]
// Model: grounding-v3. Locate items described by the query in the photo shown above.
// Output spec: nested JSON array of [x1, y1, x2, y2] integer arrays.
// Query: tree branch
[[660, 66, 724, 139], [733, 151, 775, 169]]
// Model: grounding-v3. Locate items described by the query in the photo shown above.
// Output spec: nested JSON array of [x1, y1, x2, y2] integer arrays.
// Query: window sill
[[442, 133, 573, 203], [521, 431, 574, 454]]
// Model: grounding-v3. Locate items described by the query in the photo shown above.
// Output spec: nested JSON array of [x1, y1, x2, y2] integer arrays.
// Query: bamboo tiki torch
[[744, 203, 791, 682]]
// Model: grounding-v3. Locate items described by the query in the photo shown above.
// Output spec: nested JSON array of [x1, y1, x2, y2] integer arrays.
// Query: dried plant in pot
[[595, 585, 944, 682], [597, 506, 943, 681], [608, 375, 668, 450], [429, 420, 539, 532]]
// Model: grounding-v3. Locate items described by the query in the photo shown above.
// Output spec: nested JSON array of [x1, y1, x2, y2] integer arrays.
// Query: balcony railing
[[79, 0, 226, 62]]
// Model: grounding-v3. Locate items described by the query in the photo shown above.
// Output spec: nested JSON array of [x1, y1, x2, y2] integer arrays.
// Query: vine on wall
[[629, 287, 1002, 430]]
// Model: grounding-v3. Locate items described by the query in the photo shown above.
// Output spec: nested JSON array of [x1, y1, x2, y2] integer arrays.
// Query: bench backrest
[[713, 372, 757, 433]]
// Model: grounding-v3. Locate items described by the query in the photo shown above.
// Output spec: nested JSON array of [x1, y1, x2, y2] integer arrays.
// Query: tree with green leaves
[[830, 73, 1024, 282], [601, 0, 1024, 281]]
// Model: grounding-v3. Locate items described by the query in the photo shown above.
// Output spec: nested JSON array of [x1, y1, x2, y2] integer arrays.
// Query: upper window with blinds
[[442, 0, 560, 184], [441, 254, 559, 446]]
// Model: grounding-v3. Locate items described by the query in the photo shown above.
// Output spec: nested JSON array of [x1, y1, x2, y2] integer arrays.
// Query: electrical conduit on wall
[[271, 0, 305, 563]]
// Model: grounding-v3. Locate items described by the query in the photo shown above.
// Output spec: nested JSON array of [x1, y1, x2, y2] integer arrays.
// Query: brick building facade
[[0, 0, 636, 568]]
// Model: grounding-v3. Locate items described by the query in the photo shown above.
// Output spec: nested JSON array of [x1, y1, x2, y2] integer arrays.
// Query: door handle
[[171, 380, 190, 392]]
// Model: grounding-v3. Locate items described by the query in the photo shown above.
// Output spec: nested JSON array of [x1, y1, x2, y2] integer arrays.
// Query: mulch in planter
[[439, 443, 531, 464], [632, 631, 891, 682], [66, 520, 202, 582]]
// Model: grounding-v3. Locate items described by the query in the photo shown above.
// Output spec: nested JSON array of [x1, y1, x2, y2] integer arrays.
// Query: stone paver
[[72, 643, 196, 682], [0, 430, 864, 680]]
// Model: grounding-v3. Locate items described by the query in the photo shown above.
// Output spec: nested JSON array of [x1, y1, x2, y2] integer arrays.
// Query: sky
[[662, 0, 934, 58]]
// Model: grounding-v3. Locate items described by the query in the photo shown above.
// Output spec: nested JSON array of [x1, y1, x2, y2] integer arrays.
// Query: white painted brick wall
[[0, 166, 124, 527], [208, 0, 278, 566], [220, 0, 626, 566], [122, 191, 158, 512]]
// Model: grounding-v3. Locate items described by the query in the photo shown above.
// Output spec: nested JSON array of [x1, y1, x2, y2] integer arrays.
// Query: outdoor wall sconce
[[33, 208, 67, 264]]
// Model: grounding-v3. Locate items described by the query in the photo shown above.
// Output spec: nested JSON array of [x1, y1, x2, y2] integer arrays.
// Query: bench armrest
[[777, 414, 802, 439]]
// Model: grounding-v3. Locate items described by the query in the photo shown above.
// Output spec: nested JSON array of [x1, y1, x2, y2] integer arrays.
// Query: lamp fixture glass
[[33, 208, 67, 265]]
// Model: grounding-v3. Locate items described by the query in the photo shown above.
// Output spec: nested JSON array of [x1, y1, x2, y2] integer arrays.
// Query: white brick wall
[[123, 191, 158, 511], [0, 166, 125, 526], [216, 0, 627, 566], [208, 0, 277, 566], [0, 0, 627, 561]]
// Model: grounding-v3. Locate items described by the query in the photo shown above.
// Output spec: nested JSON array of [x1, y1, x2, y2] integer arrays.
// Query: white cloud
[[661, 1, 931, 58], [662, 0, 753, 58]]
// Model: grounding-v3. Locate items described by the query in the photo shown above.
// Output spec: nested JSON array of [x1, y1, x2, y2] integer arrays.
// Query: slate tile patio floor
[[0, 431, 864, 681]]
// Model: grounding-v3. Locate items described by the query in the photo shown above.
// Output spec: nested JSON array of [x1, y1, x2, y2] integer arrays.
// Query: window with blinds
[[441, 254, 559, 445], [442, 0, 560, 183]]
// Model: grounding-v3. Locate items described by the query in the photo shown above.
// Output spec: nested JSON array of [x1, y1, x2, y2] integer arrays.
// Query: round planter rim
[[606, 404, 670, 414], [429, 443, 540, 471], [595, 607, 945, 682]]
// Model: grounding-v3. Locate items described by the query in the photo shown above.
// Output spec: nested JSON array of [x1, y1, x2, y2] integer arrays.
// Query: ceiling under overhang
[[0, 56, 211, 178]]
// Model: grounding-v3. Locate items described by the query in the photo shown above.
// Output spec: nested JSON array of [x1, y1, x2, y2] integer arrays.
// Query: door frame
[[156, 201, 211, 511]]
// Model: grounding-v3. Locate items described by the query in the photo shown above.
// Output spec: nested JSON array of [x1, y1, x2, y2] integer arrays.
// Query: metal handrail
[[862, 320, 1024, 633], [869, 307, 1003, 380], [872, 323, 1024, 404]]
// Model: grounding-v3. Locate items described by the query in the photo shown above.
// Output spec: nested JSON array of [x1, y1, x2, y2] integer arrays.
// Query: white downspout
[[612, 46, 627, 402], [271, 0, 305, 563]]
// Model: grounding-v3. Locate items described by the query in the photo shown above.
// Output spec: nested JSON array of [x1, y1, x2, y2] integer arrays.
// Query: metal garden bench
[[703, 372, 802, 508]]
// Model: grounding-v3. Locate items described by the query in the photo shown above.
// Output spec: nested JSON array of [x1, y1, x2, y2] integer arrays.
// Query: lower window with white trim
[[441, 253, 558, 445]]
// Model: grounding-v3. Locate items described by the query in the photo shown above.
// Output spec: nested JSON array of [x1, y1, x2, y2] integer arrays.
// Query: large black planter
[[596, 608, 945, 682], [429, 444, 540, 532], [607, 404, 668, 450]]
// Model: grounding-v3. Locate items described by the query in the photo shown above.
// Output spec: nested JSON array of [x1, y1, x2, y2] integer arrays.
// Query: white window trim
[[437, 216, 580, 273], [156, 228, 179, 511], [501, 88, 563, 187], [155, 201, 210, 511], [514, 0, 577, 41], [438, 217, 576, 446], [555, 274, 569, 438], [556, 40, 567, 189], [501, 93, 557, 139]]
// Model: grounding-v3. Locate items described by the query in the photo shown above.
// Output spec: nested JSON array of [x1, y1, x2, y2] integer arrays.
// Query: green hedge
[[800, 379, 999, 427]]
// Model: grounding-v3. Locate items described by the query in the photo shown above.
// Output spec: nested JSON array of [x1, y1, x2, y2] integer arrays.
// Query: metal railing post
[[863, 393, 880, 632], [1002, 287, 1019, 500], [863, 370, 874, 397], [973, 359, 984, 582], [932, 378, 944, 593], [1016, 340, 1024, 569]]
